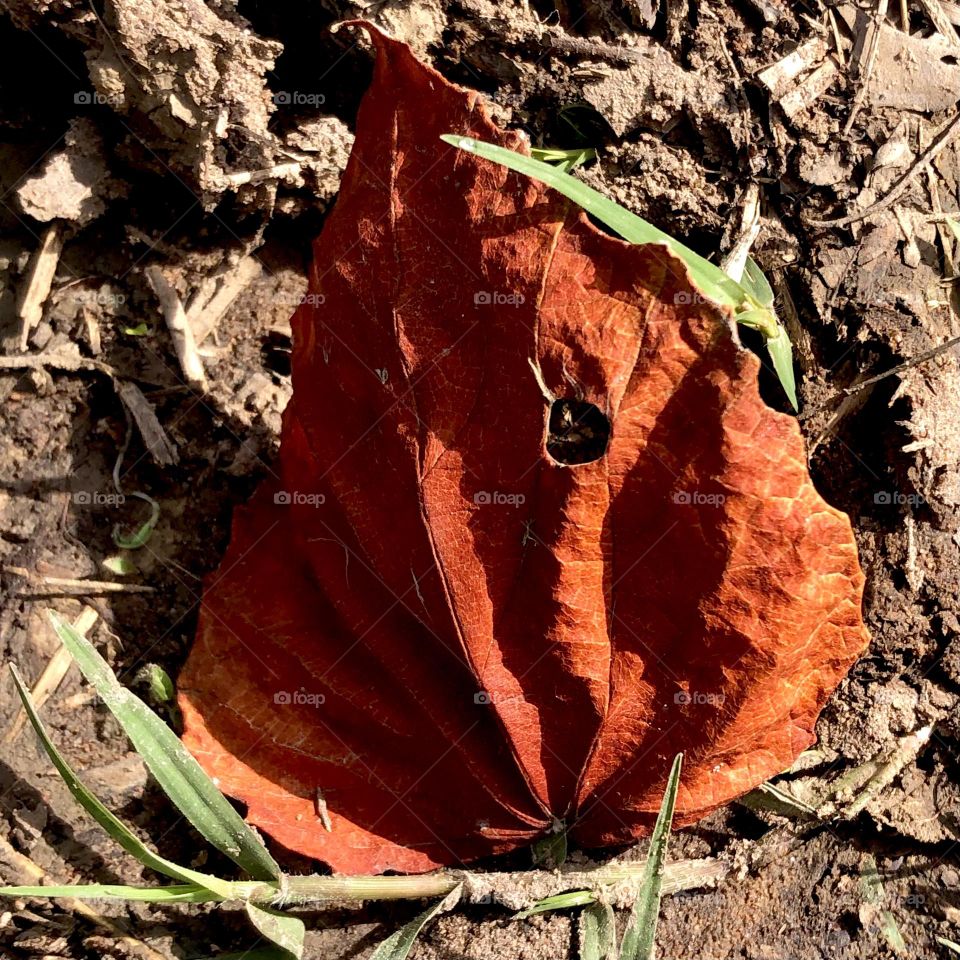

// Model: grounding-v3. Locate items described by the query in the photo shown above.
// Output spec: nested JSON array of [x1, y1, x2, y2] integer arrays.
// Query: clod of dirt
[[580, 42, 735, 138], [16, 117, 124, 224], [839, 4, 960, 112], [86, 0, 284, 206]]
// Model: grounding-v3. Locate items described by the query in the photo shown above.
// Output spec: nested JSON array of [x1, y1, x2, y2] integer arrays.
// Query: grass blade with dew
[[246, 903, 306, 959], [369, 887, 463, 960], [48, 611, 282, 883], [618, 754, 683, 960], [440, 136, 797, 409], [580, 901, 618, 960], [7, 663, 235, 899]]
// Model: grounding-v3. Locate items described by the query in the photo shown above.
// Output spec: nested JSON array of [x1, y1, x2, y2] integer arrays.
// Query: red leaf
[[179, 25, 868, 874]]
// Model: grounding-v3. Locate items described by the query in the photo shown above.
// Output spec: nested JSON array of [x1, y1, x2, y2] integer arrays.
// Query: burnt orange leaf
[[178, 24, 868, 875]]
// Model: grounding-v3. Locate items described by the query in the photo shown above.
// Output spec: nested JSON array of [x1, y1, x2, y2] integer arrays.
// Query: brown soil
[[1, 1, 959, 958]]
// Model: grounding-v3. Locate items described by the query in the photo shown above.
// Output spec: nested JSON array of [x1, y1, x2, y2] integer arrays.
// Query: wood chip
[[145, 265, 207, 390], [5, 606, 98, 744], [757, 38, 828, 97], [779, 58, 840, 118], [16, 222, 64, 350], [116, 380, 178, 466], [187, 256, 263, 345]]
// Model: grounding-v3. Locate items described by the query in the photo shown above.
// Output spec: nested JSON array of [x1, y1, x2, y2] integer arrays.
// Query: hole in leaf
[[547, 398, 610, 465]]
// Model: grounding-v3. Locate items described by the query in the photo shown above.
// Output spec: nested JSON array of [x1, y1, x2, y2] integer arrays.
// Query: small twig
[[844, 335, 960, 394], [116, 381, 178, 467], [16, 222, 65, 350], [221, 162, 303, 187], [827, 7, 848, 66], [5, 568, 156, 595], [842, 0, 889, 137], [542, 32, 651, 65], [720, 183, 761, 281], [0, 352, 115, 377], [810, 109, 960, 227], [144, 265, 207, 389], [187, 256, 263, 345]]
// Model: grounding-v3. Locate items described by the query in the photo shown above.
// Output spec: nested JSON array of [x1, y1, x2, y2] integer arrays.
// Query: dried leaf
[[179, 24, 868, 875]]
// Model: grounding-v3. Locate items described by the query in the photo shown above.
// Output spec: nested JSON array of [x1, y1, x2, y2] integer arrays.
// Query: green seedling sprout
[[440, 135, 797, 410]]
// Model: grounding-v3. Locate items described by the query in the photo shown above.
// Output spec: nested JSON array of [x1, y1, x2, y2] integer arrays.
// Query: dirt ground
[[1, 0, 959, 957]]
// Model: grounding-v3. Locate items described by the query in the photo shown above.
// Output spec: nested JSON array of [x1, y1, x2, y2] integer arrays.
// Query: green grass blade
[[618, 754, 683, 960], [515, 890, 596, 919], [938, 937, 960, 955], [49, 612, 282, 882], [113, 491, 161, 549], [0, 882, 223, 903], [369, 894, 455, 960], [9, 663, 234, 899], [740, 781, 818, 819], [245, 903, 305, 960], [441, 135, 746, 311], [741, 256, 775, 308], [442, 135, 799, 410], [764, 327, 798, 410], [580, 901, 618, 960]]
